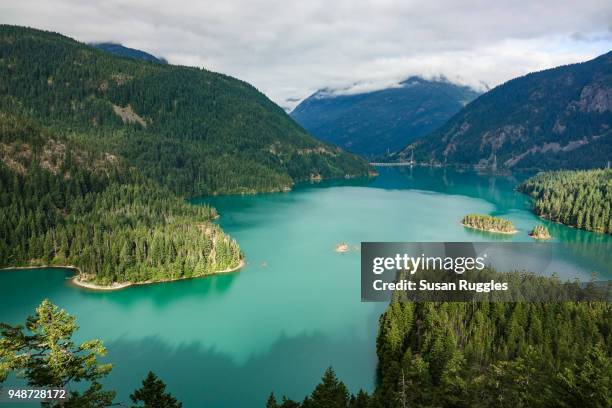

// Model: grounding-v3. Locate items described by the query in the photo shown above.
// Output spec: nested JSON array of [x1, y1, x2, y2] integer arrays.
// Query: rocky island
[[529, 225, 552, 240], [335, 243, 350, 253]]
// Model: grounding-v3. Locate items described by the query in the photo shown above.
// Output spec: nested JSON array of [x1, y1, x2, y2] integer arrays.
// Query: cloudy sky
[[2, 0, 611, 110]]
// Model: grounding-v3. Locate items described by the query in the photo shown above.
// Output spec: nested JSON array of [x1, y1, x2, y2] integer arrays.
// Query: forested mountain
[[0, 25, 371, 196], [519, 169, 612, 234], [291, 77, 479, 157], [396, 52, 612, 170], [0, 112, 241, 285], [92, 42, 167, 64]]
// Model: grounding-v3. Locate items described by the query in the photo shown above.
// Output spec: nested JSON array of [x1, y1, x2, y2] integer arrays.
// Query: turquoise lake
[[1, 167, 610, 407]]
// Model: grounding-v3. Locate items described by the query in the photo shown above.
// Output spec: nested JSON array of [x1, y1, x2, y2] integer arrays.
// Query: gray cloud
[[1, 0, 611, 110]]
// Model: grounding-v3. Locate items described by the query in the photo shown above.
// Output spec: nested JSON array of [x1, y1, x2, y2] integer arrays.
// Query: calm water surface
[[1, 167, 610, 407]]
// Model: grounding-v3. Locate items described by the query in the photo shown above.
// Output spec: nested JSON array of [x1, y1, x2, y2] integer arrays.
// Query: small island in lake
[[461, 214, 517, 234], [529, 225, 551, 240]]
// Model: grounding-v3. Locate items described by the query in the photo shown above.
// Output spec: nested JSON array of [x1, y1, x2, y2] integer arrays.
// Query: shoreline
[[1, 259, 246, 292], [1, 264, 83, 273], [528, 232, 551, 240], [461, 223, 517, 235]]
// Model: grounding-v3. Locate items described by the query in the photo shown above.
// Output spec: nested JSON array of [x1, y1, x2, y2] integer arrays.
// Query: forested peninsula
[[518, 169, 612, 234], [0, 113, 242, 286]]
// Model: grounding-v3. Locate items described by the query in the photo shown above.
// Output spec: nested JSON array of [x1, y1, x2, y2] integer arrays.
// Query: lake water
[[1, 167, 610, 407]]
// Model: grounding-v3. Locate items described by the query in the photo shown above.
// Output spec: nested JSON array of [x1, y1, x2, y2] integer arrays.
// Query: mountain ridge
[[291, 76, 480, 157], [92, 42, 167, 64], [396, 51, 612, 170]]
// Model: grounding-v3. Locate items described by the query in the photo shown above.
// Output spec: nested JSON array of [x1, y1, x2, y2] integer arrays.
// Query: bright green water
[[1, 167, 610, 407]]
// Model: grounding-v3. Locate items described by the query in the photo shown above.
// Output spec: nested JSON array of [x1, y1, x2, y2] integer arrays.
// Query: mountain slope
[[291, 77, 480, 157], [92, 42, 167, 64], [0, 25, 371, 196], [398, 52, 612, 170]]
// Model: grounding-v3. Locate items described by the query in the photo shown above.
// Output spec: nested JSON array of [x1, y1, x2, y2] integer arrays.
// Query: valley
[[0, 20, 610, 408]]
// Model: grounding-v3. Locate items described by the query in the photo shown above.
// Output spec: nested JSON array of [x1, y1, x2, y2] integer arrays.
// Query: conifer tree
[[130, 371, 182, 408], [0, 299, 115, 407], [266, 392, 280, 408], [304, 367, 350, 408]]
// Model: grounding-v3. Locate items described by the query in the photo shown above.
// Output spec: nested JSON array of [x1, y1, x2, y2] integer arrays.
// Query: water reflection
[[104, 326, 380, 407]]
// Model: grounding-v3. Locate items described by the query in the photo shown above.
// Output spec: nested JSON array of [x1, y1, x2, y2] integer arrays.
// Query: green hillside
[[397, 52, 612, 170], [0, 25, 371, 196]]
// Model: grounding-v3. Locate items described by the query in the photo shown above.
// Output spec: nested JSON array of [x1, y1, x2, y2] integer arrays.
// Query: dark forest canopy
[[372, 299, 611, 407], [518, 169, 612, 234], [0, 25, 371, 197]]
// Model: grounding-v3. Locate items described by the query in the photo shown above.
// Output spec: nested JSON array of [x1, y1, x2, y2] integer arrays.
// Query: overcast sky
[[2, 0, 611, 110]]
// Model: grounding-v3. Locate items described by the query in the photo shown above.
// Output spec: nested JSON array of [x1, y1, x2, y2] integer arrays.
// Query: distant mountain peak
[[91, 42, 167, 64], [306, 75, 477, 101], [400, 75, 444, 86]]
